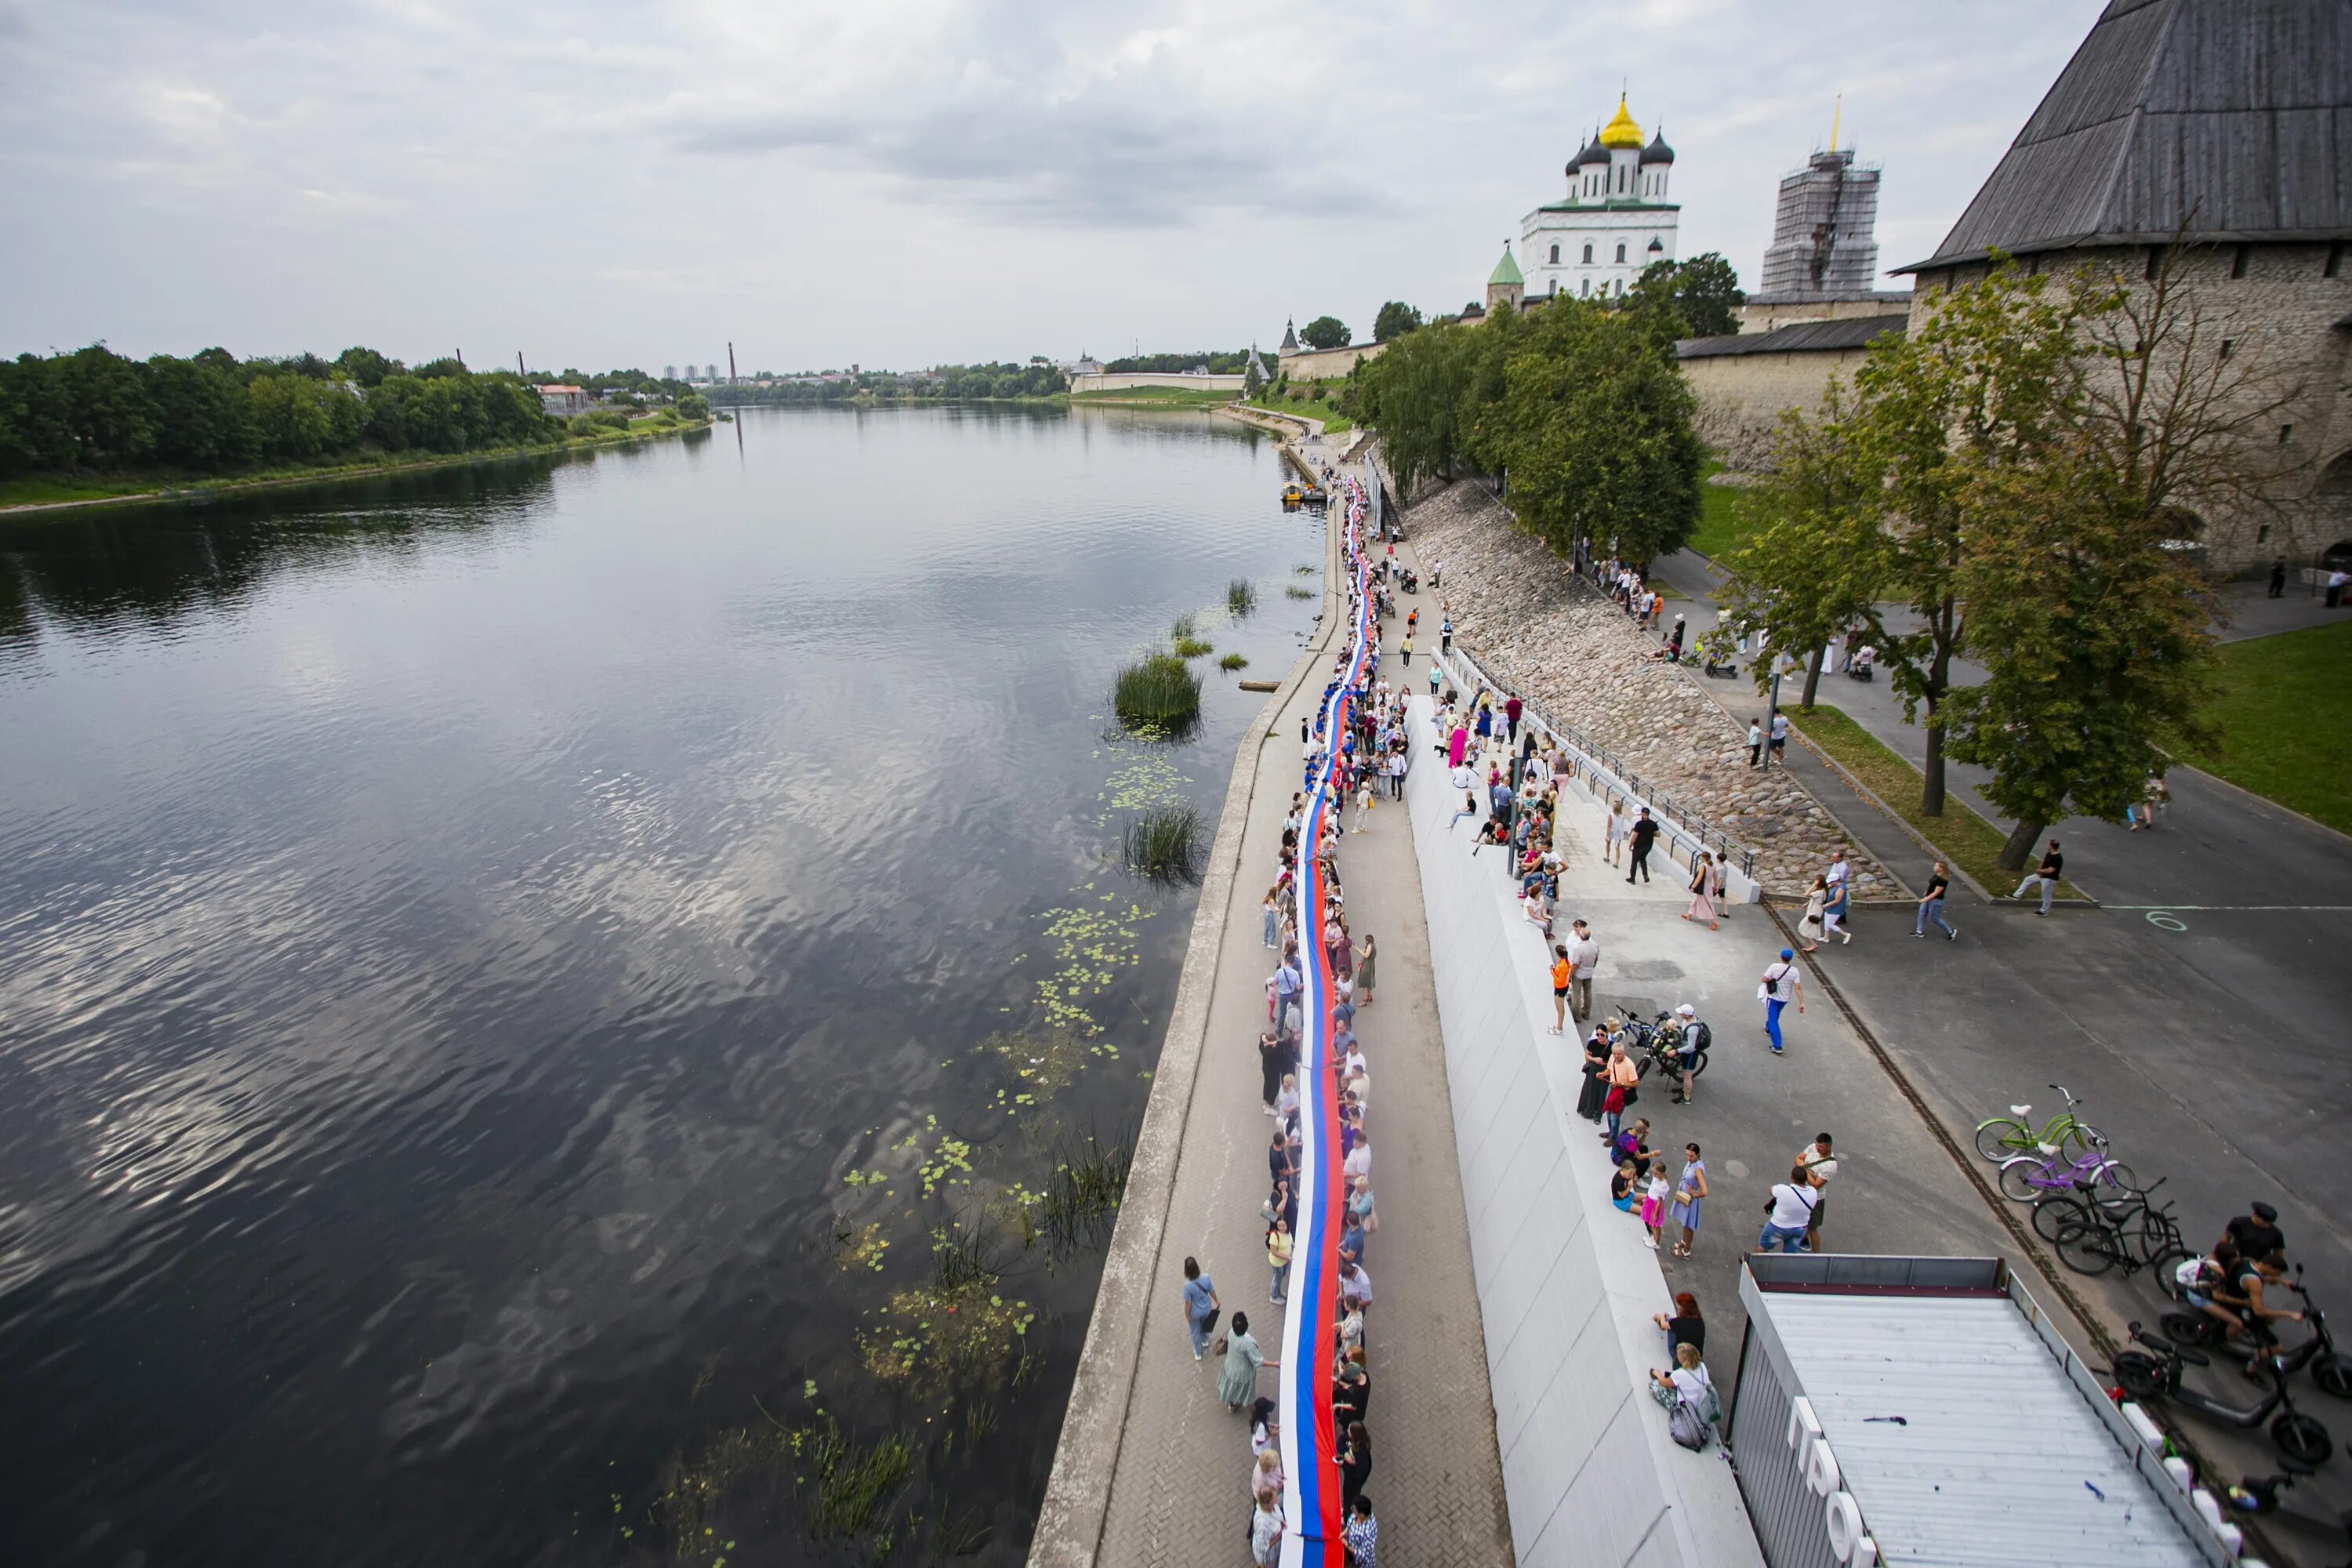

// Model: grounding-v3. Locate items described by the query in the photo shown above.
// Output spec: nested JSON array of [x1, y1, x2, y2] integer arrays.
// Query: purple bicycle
[[1997, 1145, 2139, 1206]]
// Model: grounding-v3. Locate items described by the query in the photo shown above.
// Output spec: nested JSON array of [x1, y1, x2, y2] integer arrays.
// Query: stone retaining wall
[[1400, 479, 1885, 895]]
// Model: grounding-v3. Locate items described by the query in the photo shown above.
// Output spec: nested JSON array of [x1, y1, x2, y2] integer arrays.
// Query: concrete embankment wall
[[1401, 697, 1764, 1568]]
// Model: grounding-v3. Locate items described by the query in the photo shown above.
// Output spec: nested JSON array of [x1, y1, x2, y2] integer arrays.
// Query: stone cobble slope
[[1402, 480, 1884, 895]]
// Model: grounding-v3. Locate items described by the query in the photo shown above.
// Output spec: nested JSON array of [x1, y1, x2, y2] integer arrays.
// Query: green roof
[[1488, 244, 1523, 286]]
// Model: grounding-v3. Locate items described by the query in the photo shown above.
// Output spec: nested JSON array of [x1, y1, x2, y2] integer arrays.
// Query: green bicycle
[[1973, 1084, 2108, 1162]]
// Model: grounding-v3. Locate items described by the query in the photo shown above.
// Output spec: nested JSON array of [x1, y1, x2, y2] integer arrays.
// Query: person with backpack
[[1668, 1004, 1708, 1105], [1758, 1165, 1820, 1253], [1651, 1343, 1719, 1450], [1759, 949, 1803, 1054]]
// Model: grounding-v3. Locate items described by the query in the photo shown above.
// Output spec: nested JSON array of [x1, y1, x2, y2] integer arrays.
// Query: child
[[1640, 1167, 1671, 1250], [1610, 1160, 1639, 1213]]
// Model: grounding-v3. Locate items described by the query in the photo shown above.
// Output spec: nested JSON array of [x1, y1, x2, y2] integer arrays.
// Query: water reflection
[[0, 405, 1315, 1566]]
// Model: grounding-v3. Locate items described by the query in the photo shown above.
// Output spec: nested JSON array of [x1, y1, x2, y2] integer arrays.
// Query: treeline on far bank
[[0, 344, 692, 490]]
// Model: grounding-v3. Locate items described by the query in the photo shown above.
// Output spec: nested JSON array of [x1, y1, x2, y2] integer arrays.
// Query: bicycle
[[2049, 1181, 2188, 1279], [1998, 1147, 2138, 1204], [1973, 1084, 2107, 1161]]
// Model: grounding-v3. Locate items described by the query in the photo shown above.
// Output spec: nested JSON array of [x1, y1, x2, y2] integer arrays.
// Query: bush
[[677, 391, 711, 421], [1112, 652, 1203, 735]]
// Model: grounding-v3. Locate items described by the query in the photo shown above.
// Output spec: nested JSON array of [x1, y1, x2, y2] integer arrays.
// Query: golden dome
[[1598, 95, 1644, 149]]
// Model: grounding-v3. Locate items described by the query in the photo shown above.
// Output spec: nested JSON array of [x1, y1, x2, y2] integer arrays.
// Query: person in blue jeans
[[1182, 1255, 1221, 1360], [1757, 1167, 1820, 1254], [1913, 861, 1958, 940], [1759, 949, 1802, 1054]]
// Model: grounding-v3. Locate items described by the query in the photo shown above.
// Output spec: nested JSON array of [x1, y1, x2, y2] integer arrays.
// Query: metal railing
[[1431, 637, 1759, 887]]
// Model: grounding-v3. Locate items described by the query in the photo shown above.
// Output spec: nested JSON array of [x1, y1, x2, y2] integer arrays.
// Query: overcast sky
[[0, 0, 2103, 373]]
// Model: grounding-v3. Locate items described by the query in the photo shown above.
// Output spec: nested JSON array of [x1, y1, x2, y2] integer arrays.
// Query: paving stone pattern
[[1091, 485, 1513, 1567], [1401, 479, 1886, 895]]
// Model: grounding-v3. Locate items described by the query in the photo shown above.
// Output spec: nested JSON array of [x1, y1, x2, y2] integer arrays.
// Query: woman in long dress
[[1798, 875, 1828, 953], [1352, 933, 1377, 1005], [1219, 1311, 1277, 1411], [1574, 1029, 1612, 1122], [1681, 851, 1718, 929]]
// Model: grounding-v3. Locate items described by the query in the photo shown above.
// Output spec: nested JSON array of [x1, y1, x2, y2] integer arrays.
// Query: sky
[[0, 0, 2106, 374]]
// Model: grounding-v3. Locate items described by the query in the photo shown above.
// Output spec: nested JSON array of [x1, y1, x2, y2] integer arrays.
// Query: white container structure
[[1730, 1254, 2258, 1568]]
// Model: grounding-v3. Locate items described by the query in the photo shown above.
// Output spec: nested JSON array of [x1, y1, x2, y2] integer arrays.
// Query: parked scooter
[[2161, 1264, 2352, 1399], [2114, 1321, 2333, 1465]]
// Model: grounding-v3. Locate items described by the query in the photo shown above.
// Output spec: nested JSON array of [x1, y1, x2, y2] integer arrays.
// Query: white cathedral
[[1517, 95, 1679, 303]]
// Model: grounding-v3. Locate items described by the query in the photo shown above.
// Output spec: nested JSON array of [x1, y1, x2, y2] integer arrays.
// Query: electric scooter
[[2115, 1321, 2334, 1465], [2161, 1265, 2352, 1398]]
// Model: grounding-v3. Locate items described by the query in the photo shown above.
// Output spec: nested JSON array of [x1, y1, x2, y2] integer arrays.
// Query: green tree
[[1243, 354, 1267, 399], [335, 346, 404, 389], [1300, 316, 1350, 350], [677, 391, 711, 420], [1371, 301, 1423, 342], [1719, 401, 1881, 710], [52, 345, 160, 469], [1494, 300, 1702, 563], [412, 356, 467, 380], [145, 354, 256, 471], [1626, 253, 1744, 339]]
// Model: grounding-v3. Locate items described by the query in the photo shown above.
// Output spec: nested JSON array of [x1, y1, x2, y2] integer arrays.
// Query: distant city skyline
[[1, 0, 2105, 369]]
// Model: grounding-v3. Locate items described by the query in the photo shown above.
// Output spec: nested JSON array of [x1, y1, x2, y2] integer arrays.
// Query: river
[[0, 405, 1323, 1566]]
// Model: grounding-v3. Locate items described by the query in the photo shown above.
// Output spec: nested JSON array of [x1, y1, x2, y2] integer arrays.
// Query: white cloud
[[0, 0, 2109, 368]]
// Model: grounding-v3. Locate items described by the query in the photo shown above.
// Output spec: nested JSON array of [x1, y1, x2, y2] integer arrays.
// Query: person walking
[[1914, 860, 1958, 939], [1797, 875, 1828, 953], [1759, 948, 1802, 1054], [1822, 873, 1852, 946], [1768, 709, 1790, 763], [1625, 807, 1659, 884], [1747, 718, 1763, 769], [2268, 556, 2288, 599], [1793, 1133, 1837, 1253], [1564, 919, 1599, 1021], [1504, 691, 1523, 745], [1602, 800, 1628, 867], [1182, 1256, 1221, 1360], [1682, 851, 1719, 928], [1218, 1310, 1276, 1410], [1439, 615, 1454, 654], [2009, 839, 2062, 915], [1398, 633, 1412, 666], [1670, 1142, 1708, 1257], [2328, 567, 2347, 609]]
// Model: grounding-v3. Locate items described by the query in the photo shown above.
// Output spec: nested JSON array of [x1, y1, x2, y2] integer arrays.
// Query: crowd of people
[[1200, 482, 1389, 1567]]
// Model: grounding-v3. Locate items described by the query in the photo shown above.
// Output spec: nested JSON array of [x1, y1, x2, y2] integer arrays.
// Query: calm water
[[0, 406, 1322, 1566]]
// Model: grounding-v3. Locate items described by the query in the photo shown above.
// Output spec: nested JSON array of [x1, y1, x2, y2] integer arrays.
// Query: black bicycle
[[2049, 1181, 2188, 1279]]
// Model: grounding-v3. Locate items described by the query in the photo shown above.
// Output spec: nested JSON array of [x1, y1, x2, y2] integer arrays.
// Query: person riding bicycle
[[1666, 1004, 1708, 1106]]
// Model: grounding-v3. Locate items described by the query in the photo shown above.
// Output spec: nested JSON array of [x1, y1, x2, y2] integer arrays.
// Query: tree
[[1371, 302, 1423, 343], [676, 391, 711, 420], [1718, 401, 1882, 710], [1300, 316, 1350, 350], [1243, 355, 1267, 399], [1626, 253, 1744, 340], [336, 346, 404, 389], [1494, 299, 1703, 563]]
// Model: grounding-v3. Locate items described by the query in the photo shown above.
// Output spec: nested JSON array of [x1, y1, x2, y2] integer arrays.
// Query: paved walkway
[[1087, 461, 1512, 1565], [1646, 544, 2352, 1563]]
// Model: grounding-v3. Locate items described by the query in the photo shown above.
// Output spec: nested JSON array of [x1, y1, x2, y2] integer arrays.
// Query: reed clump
[[1121, 804, 1202, 884], [1111, 652, 1202, 734]]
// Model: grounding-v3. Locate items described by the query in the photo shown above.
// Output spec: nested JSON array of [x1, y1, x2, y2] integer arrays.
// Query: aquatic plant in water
[[1228, 578, 1258, 616], [1121, 804, 1202, 885], [1218, 652, 1248, 672], [1111, 651, 1202, 734]]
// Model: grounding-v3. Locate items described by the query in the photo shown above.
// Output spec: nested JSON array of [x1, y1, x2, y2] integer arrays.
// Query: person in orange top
[[1548, 945, 1573, 1035]]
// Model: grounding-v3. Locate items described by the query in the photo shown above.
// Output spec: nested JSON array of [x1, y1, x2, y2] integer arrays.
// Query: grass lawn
[[1786, 703, 2080, 898], [1254, 384, 1355, 432], [1684, 460, 1745, 561], [0, 475, 165, 506], [2174, 620, 2352, 834]]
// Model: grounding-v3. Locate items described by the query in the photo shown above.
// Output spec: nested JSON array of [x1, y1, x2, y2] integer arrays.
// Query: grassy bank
[[1252, 385, 1353, 433], [2175, 620, 2352, 834], [0, 418, 711, 515], [1787, 703, 2080, 898], [1685, 460, 1745, 561], [1069, 387, 1232, 408]]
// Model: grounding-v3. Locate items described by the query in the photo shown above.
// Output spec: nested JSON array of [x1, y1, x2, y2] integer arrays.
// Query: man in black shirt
[[2222, 1201, 2285, 1263], [2009, 838, 2063, 915], [1913, 860, 1957, 939], [1625, 808, 1660, 884]]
